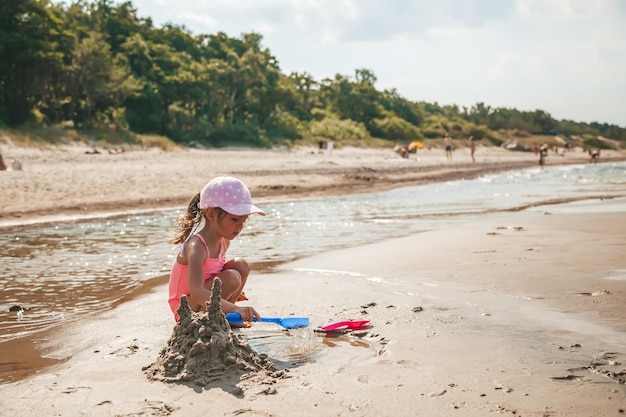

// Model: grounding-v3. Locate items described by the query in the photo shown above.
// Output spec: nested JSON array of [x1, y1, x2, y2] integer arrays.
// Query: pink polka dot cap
[[198, 176, 265, 216]]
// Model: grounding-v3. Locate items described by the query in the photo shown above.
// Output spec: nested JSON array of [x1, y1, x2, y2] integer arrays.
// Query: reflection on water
[[1, 162, 625, 341], [1, 216, 172, 338], [242, 325, 377, 366], [243, 325, 321, 365]]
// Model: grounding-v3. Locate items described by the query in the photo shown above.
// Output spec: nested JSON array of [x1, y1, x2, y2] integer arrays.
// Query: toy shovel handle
[[225, 313, 309, 329], [226, 313, 282, 324], [225, 313, 280, 324]]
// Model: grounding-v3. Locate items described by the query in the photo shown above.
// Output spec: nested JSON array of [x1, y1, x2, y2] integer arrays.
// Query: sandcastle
[[144, 279, 284, 391]]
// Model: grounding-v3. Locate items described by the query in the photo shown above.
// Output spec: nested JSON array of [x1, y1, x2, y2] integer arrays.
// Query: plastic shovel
[[321, 320, 371, 332], [225, 313, 309, 329]]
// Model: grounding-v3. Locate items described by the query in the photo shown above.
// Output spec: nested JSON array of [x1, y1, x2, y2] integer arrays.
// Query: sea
[[1, 161, 625, 344]]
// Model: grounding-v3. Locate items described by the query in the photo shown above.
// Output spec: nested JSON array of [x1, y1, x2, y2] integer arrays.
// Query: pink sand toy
[[321, 320, 371, 332]]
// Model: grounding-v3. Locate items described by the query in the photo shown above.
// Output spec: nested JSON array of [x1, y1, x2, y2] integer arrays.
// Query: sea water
[[1, 162, 624, 341]]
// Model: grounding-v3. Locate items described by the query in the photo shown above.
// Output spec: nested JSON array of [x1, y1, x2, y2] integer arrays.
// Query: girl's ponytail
[[171, 193, 202, 244]]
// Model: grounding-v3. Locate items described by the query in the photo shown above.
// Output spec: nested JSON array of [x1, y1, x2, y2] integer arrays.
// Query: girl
[[168, 176, 264, 324]]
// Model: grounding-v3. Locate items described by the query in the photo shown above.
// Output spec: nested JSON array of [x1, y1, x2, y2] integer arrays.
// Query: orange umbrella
[[408, 141, 424, 150]]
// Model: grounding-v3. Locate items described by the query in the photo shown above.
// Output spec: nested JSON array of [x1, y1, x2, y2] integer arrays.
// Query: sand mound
[[144, 279, 286, 393]]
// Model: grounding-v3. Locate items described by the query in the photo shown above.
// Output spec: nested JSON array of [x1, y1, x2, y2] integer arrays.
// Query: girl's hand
[[235, 305, 260, 323]]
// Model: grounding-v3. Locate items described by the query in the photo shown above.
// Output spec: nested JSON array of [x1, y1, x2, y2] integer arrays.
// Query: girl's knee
[[229, 257, 250, 277], [218, 269, 243, 301], [219, 269, 242, 288]]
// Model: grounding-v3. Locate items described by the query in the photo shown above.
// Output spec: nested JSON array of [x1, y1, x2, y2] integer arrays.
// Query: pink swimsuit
[[168, 235, 227, 320]]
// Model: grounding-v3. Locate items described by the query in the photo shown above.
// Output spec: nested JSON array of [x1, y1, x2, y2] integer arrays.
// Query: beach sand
[[1, 141, 615, 225], [0, 143, 625, 416]]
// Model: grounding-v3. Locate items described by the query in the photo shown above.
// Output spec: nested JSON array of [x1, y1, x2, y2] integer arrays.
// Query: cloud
[[134, 0, 515, 42], [514, 0, 619, 20], [125, 0, 626, 125]]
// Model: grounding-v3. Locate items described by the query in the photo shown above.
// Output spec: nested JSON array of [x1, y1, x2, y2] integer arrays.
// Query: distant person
[[468, 136, 476, 162], [539, 144, 548, 169], [394, 145, 409, 159], [589, 149, 600, 164], [318, 140, 326, 154], [327, 140, 334, 156], [10, 158, 22, 171], [444, 135, 453, 159], [168, 176, 264, 324], [0, 153, 6, 171], [108, 147, 124, 155]]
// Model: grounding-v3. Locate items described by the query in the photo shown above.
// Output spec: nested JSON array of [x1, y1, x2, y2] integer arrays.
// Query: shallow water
[[1, 162, 625, 342], [241, 325, 378, 367]]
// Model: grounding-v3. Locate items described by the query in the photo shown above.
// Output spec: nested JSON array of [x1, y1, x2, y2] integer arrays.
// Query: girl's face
[[208, 208, 248, 239]]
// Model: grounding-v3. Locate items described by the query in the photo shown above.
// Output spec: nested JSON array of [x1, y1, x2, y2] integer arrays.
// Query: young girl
[[168, 176, 264, 324]]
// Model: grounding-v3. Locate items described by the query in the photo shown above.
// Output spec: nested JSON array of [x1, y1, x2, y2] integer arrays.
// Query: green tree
[[321, 69, 383, 130], [370, 115, 422, 141], [379, 88, 423, 126], [0, 0, 65, 125], [283, 72, 320, 121], [67, 32, 140, 126]]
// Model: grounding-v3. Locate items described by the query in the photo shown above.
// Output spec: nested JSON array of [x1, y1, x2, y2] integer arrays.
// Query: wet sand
[[1, 206, 624, 416], [0, 143, 625, 416]]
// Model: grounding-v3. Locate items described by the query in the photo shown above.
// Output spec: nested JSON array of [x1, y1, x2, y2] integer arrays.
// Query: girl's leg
[[199, 258, 250, 305], [201, 270, 242, 306], [217, 269, 241, 303], [222, 257, 250, 302]]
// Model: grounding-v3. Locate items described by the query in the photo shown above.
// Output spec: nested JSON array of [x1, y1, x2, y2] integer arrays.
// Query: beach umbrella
[[408, 141, 424, 150]]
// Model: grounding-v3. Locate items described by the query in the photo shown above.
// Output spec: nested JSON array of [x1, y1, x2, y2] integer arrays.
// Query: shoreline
[[1, 143, 623, 226]]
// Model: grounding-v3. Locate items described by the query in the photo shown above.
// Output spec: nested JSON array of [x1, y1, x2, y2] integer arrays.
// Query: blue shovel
[[225, 313, 309, 329]]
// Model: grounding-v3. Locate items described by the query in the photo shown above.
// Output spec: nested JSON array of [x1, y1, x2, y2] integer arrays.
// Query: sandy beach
[[1, 142, 614, 225], [1, 142, 625, 416]]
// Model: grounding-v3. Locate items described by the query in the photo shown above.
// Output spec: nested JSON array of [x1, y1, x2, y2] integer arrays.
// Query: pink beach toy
[[321, 320, 371, 332]]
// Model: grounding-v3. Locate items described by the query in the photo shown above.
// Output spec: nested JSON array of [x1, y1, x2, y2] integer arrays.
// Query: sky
[[128, 0, 626, 127]]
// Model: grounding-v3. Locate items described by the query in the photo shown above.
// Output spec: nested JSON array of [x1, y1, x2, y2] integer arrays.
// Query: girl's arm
[[220, 299, 260, 323], [186, 239, 212, 307]]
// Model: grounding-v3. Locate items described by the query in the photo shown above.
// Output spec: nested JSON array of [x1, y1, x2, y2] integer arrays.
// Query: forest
[[1, 0, 624, 150]]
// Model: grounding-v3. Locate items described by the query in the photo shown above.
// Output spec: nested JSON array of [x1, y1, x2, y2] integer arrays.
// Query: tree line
[[1, 0, 624, 148]]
